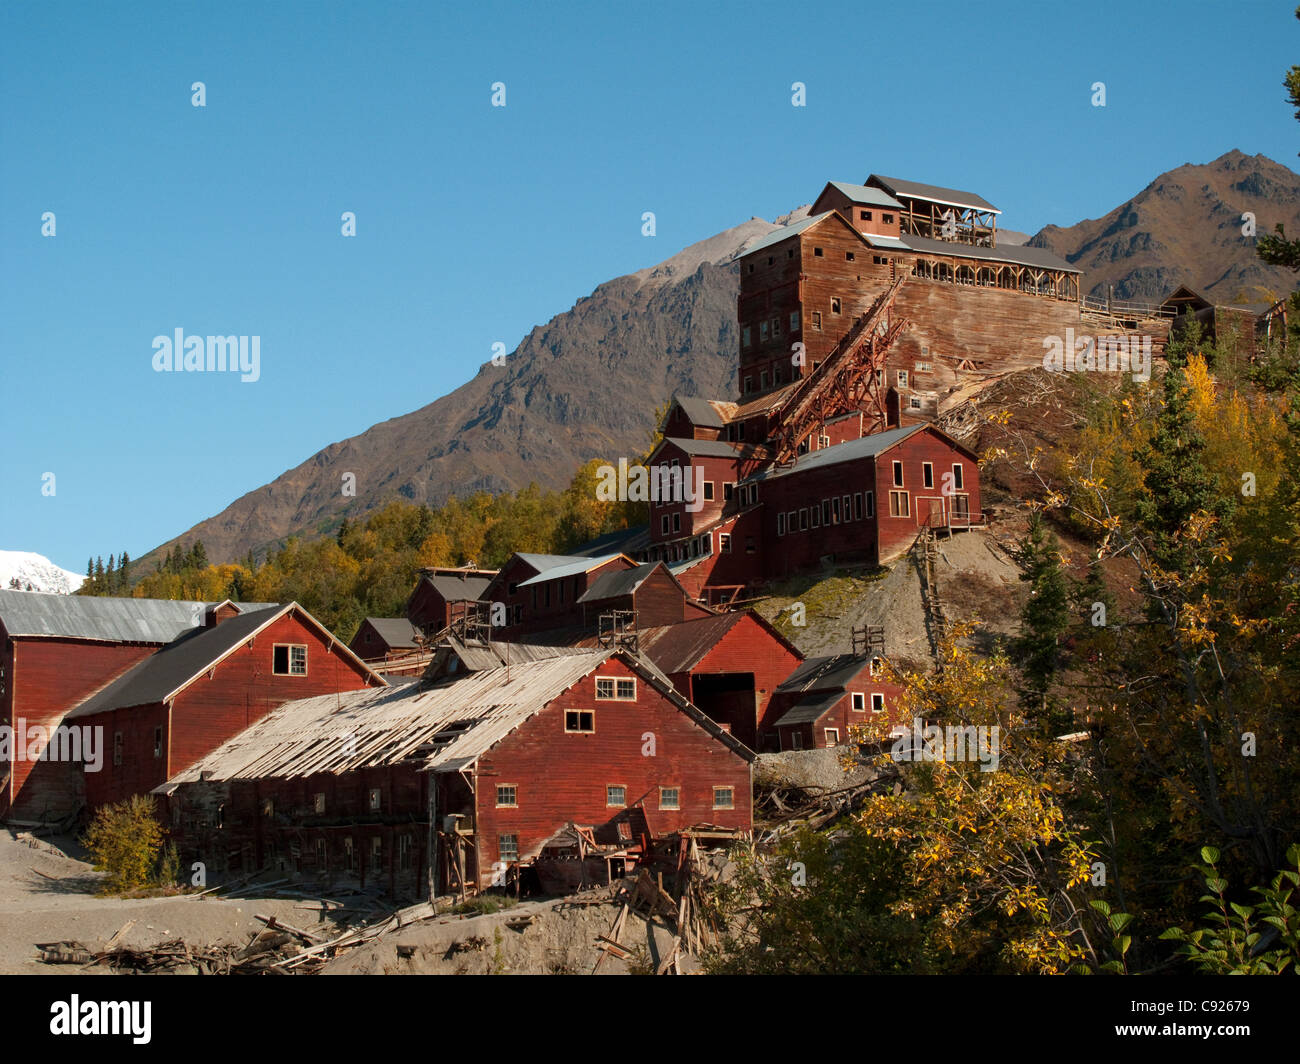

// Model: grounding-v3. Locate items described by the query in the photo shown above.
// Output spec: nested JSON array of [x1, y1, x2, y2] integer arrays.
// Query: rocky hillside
[[137, 211, 808, 568], [1028, 150, 1300, 304]]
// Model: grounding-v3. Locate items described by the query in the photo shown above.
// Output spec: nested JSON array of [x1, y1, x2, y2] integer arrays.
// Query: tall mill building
[[620, 173, 1085, 604]]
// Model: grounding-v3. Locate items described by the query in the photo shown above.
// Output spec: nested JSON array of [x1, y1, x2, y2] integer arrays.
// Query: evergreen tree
[[93, 557, 105, 592], [85, 557, 94, 588], [119, 551, 131, 591], [1012, 512, 1072, 734], [1257, 7, 1300, 271], [189, 541, 208, 570], [1134, 363, 1229, 574]]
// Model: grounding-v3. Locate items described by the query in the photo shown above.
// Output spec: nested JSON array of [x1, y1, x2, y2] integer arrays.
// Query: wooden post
[[427, 774, 438, 906]]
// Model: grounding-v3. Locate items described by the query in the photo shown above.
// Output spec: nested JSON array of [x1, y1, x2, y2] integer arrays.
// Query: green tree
[[1257, 7, 1300, 271], [81, 795, 165, 893], [1012, 512, 1071, 733]]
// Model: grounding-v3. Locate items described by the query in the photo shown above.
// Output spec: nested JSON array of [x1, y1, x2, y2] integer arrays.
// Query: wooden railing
[[1081, 295, 1175, 319]]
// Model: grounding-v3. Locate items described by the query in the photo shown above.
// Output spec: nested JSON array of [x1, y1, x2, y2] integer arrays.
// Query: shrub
[[80, 795, 165, 893]]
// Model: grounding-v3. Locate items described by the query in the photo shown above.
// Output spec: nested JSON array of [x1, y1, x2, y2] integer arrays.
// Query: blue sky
[[2, 0, 1296, 573]]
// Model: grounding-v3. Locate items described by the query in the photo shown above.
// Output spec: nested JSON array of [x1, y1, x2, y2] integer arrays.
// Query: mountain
[[0, 550, 84, 594], [1028, 150, 1300, 304], [137, 210, 810, 569], [144, 150, 1300, 568]]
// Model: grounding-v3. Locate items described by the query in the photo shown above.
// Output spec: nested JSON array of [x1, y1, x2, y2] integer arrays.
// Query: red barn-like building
[[769, 653, 906, 751], [67, 602, 386, 810], [158, 648, 753, 897]]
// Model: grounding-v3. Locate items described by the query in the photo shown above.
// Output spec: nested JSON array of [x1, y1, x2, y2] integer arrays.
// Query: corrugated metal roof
[[157, 648, 753, 790], [777, 654, 871, 695], [824, 181, 903, 209], [514, 553, 586, 573], [671, 395, 725, 429], [739, 212, 835, 258], [862, 234, 911, 251], [567, 525, 653, 558], [66, 604, 387, 719], [867, 174, 1000, 214], [517, 552, 629, 587], [637, 612, 748, 675], [420, 573, 493, 602], [0, 590, 272, 644], [362, 617, 422, 648], [657, 437, 741, 459], [577, 562, 659, 603], [902, 233, 1079, 273], [775, 691, 843, 727], [66, 607, 288, 718], [745, 424, 927, 483]]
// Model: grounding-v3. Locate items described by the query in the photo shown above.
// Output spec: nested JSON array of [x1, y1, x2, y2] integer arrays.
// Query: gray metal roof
[[671, 395, 725, 429], [778, 654, 872, 694], [567, 525, 653, 558], [66, 607, 287, 718], [514, 552, 593, 574], [775, 691, 843, 728], [902, 233, 1079, 273], [867, 174, 1000, 215], [0, 590, 272, 644], [823, 181, 904, 209], [577, 562, 660, 603], [739, 212, 835, 258], [746, 424, 927, 483], [361, 617, 422, 648], [420, 573, 493, 602], [517, 552, 628, 587], [657, 437, 741, 459]]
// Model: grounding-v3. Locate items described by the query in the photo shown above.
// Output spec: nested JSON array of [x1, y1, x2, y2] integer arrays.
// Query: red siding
[[473, 657, 751, 886], [4, 635, 158, 820]]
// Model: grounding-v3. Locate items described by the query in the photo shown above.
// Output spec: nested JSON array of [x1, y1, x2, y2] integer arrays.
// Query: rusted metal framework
[[770, 276, 910, 465]]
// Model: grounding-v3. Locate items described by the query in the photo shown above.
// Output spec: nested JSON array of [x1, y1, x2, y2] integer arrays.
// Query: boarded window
[[889, 491, 910, 518]]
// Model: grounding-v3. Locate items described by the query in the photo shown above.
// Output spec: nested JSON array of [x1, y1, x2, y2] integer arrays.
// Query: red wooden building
[[157, 648, 753, 898], [636, 610, 804, 751], [348, 617, 423, 663], [0, 591, 277, 824], [66, 602, 386, 810], [405, 567, 496, 636], [769, 653, 906, 751]]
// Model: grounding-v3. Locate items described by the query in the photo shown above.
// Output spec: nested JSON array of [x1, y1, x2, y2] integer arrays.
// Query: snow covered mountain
[[0, 550, 85, 594]]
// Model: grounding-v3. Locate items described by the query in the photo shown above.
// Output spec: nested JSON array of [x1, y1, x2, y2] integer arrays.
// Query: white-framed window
[[821, 499, 831, 525], [789, 310, 800, 332], [811, 505, 821, 529], [720, 533, 731, 553], [499, 834, 518, 862], [811, 311, 822, 330], [565, 709, 594, 732], [832, 496, 841, 524], [916, 360, 932, 372], [703, 481, 714, 501], [892, 460, 904, 487], [368, 788, 381, 811], [595, 676, 636, 700], [824, 728, 840, 746], [799, 508, 809, 531], [791, 732, 803, 750], [273, 644, 307, 676], [787, 510, 797, 533], [889, 491, 910, 518], [842, 494, 851, 521], [851, 692, 865, 712], [910, 396, 923, 410], [607, 785, 627, 807], [713, 786, 735, 810], [865, 491, 875, 518], [724, 482, 734, 501], [952, 463, 965, 490], [897, 370, 909, 388], [923, 462, 934, 489], [496, 784, 517, 808], [871, 693, 885, 713], [660, 786, 680, 810], [854, 492, 864, 520]]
